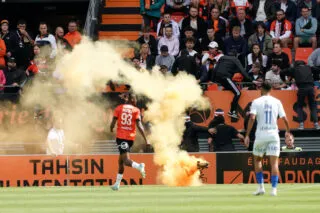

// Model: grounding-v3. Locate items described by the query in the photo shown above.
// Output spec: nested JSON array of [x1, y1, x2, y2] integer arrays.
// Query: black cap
[[160, 45, 168, 52], [8, 57, 16, 63]]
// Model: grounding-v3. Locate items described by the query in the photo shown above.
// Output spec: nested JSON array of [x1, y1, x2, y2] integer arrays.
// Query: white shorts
[[253, 139, 280, 157]]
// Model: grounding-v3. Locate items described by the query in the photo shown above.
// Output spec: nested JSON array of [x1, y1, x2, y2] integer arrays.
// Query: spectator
[[194, 53, 208, 83], [15, 19, 34, 69], [182, 37, 198, 56], [179, 26, 201, 52], [140, 0, 165, 32], [250, 0, 277, 29], [137, 26, 158, 56], [312, 0, 320, 38], [281, 135, 302, 151], [0, 69, 5, 93], [200, 26, 224, 52], [47, 117, 65, 156], [171, 49, 197, 76], [294, 6, 317, 50], [159, 64, 169, 74], [243, 103, 257, 151], [157, 12, 180, 38], [267, 42, 290, 70], [208, 115, 245, 151], [265, 60, 287, 89], [210, 0, 230, 19], [26, 44, 49, 77], [247, 44, 268, 72], [181, 5, 207, 39], [35, 22, 57, 59], [138, 43, 155, 70], [207, 7, 227, 40], [158, 25, 180, 56], [214, 54, 252, 118], [132, 55, 142, 71], [180, 115, 207, 152], [156, 45, 175, 71], [63, 20, 82, 48], [278, 0, 297, 23], [0, 20, 18, 60], [207, 108, 225, 151], [165, 0, 191, 14], [248, 22, 273, 56], [270, 9, 293, 48], [191, 0, 209, 20], [297, 0, 314, 17], [229, 8, 254, 40], [55, 26, 72, 51], [0, 38, 6, 68], [224, 26, 248, 67], [249, 62, 264, 81], [286, 61, 320, 129], [230, 0, 250, 17], [201, 41, 223, 75], [3, 57, 26, 94], [308, 47, 320, 81]]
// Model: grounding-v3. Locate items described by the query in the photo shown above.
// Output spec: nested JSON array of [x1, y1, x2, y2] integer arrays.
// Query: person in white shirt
[[157, 12, 180, 38], [245, 82, 291, 197], [157, 25, 180, 56], [35, 22, 57, 59], [47, 117, 65, 156]]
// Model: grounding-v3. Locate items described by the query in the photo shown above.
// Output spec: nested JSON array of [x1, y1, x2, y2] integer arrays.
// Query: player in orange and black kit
[[110, 93, 150, 191]]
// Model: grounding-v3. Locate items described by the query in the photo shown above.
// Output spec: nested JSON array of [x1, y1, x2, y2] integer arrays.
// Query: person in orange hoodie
[[63, 20, 82, 48], [0, 38, 6, 68]]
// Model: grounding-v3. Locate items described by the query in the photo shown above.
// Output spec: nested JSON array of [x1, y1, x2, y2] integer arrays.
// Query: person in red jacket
[[0, 38, 6, 68], [0, 69, 6, 93], [63, 20, 82, 48]]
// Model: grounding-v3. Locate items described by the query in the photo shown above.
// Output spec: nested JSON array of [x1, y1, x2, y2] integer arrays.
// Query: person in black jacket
[[244, 103, 257, 151], [200, 26, 224, 52], [285, 60, 320, 130], [229, 8, 254, 40], [3, 57, 26, 94], [0, 20, 19, 61], [171, 49, 197, 77], [136, 26, 157, 56], [181, 5, 207, 40], [181, 116, 207, 152], [213, 54, 252, 119]]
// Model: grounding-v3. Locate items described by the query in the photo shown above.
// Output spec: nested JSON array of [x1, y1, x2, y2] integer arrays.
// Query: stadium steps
[[99, 0, 142, 41]]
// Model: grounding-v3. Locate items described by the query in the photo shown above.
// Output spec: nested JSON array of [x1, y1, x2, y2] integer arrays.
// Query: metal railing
[[83, 0, 102, 38]]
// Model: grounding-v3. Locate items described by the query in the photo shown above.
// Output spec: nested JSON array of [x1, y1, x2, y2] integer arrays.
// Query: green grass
[[0, 184, 320, 213]]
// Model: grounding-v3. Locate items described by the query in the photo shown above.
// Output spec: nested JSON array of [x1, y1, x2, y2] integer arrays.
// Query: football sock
[[132, 161, 140, 170], [115, 173, 123, 186], [256, 172, 264, 188], [271, 175, 279, 189]]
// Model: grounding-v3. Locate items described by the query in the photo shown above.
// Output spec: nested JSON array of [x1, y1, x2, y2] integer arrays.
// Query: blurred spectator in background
[[249, 62, 264, 81], [244, 102, 257, 151], [181, 5, 207, 39], [47, 116, 65, 156], [0, 69, 5, 93], [312, 0, 320, 38], [179, 26, 201, 52], [297, 0, 314, 17], [281, 135, 302, 152], [132, 55, 142, 71], [270, 9, 292, 48], [201, 41, 222, 76], [194, 53, 208, 83], [191, 0, 209, 20], [0, 20, 18, 61], [156, 45, 175, 71], [286, 61, 320, 130], [3, 57, 26, 94], [171, 49, 197, 76], [207, 108, 224, 151], [265, 60, 287, 89], [182, 37, 198, 56], [248, 22, 273, 56], [158, 25, 180, 56], [229, 0, 250, 17], [26, 44, 49, 77], [229, 9, 254, 40], [15, 20, 34, 69], [207, 7, 227, 40], [224, 26, 248, 67], [247, 43, 267, 73], [180, 115, 207, 152], [294, 6, 317, 50], [210, 0, 230, 19], [140, 0, 165, 32], [278, 0, 297, 23], [138, 43, 155, 70], [137, 26, 158, 56], [64, 20, 82, 48], [159, 64, 169, 74], [165, 0, 191, 14], [35, 22, 57, 59], [55, 26, 72, 51], [250, 0, 277, 29], [208, 113, 245, 151], [157, 12, 180, 38], [267, 42, 290, 70], [200, 26, 224, 52], [308, 47, 320, 81], [0, 38, 6, 68]]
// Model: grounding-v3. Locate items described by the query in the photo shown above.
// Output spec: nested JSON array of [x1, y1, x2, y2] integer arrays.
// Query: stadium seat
[[207, 83, 219, 91], [295, 48, 313, 64], [282, 48, 292, 64], [106, 0, 140, 7], [101, 14, 142, 25]]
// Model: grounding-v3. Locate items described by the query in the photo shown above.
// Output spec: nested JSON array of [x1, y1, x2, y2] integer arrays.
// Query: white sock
[[115, 173, 123, 186], [259, 183, 265, 190], [132, 161, 140, 170]]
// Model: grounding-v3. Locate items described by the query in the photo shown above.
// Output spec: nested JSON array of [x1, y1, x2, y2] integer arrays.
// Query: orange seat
[[295, 48, 313, 64], [282, 48, 292, 64], [105, 1, 140, 7], [102, 14, 142, 25], [207, 83, 219, 91], [99, 31, 140, 40]]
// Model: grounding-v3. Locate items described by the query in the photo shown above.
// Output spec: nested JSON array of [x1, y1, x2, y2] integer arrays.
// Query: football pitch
[[0, 184, 319, 213]]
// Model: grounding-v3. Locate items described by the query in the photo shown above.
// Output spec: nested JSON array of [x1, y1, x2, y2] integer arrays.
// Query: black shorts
[[116, 138, 133, 154]]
